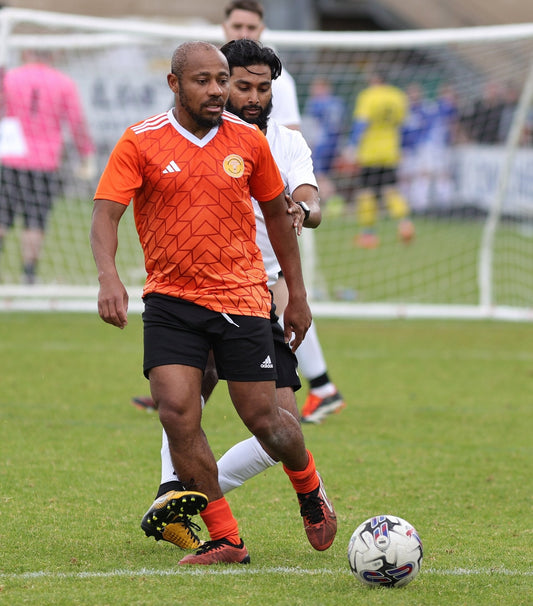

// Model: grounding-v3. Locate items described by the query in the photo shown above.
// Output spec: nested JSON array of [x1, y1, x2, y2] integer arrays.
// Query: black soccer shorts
[[0, 167, 61, 230], [142, 293, 278, 383], [270, 300, 301, 391]]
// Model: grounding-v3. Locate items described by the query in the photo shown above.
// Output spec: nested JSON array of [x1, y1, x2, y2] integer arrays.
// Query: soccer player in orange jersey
[[133, 0, 345, 425], [90, 41, 336, 565]]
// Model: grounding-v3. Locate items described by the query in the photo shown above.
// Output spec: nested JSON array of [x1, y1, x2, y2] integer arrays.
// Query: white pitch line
[[0, 566, 531, 581]]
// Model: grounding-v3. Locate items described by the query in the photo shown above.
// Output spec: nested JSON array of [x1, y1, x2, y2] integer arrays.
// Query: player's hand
[[286, 194, 305, 235], [283, 296, 312, 352], [76, 154, 97, 181], [97, 275, 129, 329]]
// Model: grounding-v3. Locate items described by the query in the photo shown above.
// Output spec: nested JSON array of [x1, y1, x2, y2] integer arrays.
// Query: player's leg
[[229, 379, 336, 551], [201, 310, 300, 493], [383, 168, 415, 243], [20, 228, 45, 283], [131, 348, 219, 412], [20, 170, 57, 284], [216, 315, 336, 552], [143, 348, 220, 541], [151, 363, 248, 565], [354, 167, 380, 248], [217, 385, 292, 493], [298, 322, 345, 423], [227, 377, 303, 462], [150, 365, 216, 489], [272, 277, 344, 423], [0, 166, 18, 269], [143, 296, 245, 565], [141, 408, 207, 550]]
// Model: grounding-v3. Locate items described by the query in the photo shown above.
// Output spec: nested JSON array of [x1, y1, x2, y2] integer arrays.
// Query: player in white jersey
[[254, 117, 318, 286], [221, 1, 346, 420], [221, 0, 301, 131], [140, 39, 339, 552]]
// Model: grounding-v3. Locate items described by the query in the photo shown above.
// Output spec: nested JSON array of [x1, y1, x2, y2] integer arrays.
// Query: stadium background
[[4, 0, 533, 31], [1, 2, 532, 317]]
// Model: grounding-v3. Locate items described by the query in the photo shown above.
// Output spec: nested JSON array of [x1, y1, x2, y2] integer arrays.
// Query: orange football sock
[[200, 497, 241, 545], [283, 449, 320, 494]]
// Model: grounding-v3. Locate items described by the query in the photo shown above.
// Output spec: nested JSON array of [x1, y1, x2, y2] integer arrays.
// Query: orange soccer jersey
[[95, 110, 285, 318]]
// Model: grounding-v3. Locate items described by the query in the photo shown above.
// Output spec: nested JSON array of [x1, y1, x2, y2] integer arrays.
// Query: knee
[[158, 398, 198, 438], [243, 408, 277, 441]]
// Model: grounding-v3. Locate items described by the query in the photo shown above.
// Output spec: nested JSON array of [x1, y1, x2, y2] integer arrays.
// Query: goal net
[[1, 8, 533, 320]]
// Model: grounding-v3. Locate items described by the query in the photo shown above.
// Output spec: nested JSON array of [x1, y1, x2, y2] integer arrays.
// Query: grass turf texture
[[0, 312, 531, 605], [2, 198, 533, 309]]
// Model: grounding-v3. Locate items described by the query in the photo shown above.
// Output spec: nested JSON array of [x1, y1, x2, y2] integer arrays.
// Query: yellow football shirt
[[353, 84, 408, 167]]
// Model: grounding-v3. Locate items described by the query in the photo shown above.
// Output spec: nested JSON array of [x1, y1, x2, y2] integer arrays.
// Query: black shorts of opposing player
[[269, 297, 301, 391], [0, 167, 62, 230], [142, 293, 278, 383], [358, 166, 398, 192]]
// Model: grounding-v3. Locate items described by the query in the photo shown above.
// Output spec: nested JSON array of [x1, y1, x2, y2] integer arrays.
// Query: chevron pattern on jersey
[[98, 113, 284, 317]]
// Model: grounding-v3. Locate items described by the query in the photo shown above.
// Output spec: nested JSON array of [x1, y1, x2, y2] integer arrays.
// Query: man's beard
[[179, 89, 224, 129], [225, 98, 273, 131]]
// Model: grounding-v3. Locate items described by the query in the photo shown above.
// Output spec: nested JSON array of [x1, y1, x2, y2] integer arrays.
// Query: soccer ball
[[347, 515, 423, 587]]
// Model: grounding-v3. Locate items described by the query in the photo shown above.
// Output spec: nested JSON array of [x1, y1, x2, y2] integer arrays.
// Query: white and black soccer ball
[[347, 515, 423, 587]]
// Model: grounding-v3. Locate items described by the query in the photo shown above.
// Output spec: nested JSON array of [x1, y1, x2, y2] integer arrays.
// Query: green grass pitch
[[0, 312, 531, 605], [2, 196, 533, 310]]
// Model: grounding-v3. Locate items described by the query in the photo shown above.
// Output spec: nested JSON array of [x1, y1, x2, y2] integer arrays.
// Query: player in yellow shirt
[[347, 72, 415, 248]]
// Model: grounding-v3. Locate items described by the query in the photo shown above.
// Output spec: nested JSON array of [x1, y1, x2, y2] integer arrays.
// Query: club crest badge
[[223, 154, 245, 178]]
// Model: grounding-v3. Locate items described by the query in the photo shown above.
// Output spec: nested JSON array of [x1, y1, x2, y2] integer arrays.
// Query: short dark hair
[[219, 39, 282, 80], [224, 0, 264, 20], [171, 41, 221, 79]]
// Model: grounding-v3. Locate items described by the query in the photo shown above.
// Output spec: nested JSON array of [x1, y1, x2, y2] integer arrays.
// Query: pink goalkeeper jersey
[[1, 62, 94, 171]]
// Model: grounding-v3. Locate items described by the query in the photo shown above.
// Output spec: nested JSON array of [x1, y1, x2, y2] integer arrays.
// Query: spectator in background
[[401, 82, 459, 213], [0, 49, 95, 284], [466, 80, 505, 144], [498, 82, 521, 144], [222, 0, 301, 130], [302, 76, 346, 210], [345, 71, 414, 248], [399, 82, 432, 213], [423, 83, 459, 210]]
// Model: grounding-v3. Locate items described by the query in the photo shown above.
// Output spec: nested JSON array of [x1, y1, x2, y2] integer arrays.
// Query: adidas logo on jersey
[[163, 161, 181, 174], [260, 355, 274, 369]]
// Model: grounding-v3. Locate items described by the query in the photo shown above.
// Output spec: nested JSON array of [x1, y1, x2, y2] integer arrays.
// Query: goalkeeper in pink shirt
[[0, 50, 95, 283]]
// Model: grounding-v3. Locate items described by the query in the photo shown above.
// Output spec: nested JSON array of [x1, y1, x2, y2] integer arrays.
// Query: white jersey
[[253, 119, 318, 286], [270, 69, 301, 128]]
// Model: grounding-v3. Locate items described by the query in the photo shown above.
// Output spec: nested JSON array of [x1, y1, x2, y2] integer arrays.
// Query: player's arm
[[259, 192, 311, 351], [286, 183, 321, 233], [90, 199, 129, 329]]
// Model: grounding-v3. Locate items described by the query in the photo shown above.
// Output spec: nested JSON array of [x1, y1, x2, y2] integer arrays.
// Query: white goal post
[[1, 8, 533, 320]]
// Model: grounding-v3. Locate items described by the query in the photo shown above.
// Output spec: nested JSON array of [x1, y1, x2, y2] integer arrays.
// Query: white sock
[[160, 429, 178, 484], [295, 321, 327, 381], [309, 383, 337, 398], [217, 436, 277, 494], [159, 396, 205, 485]]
